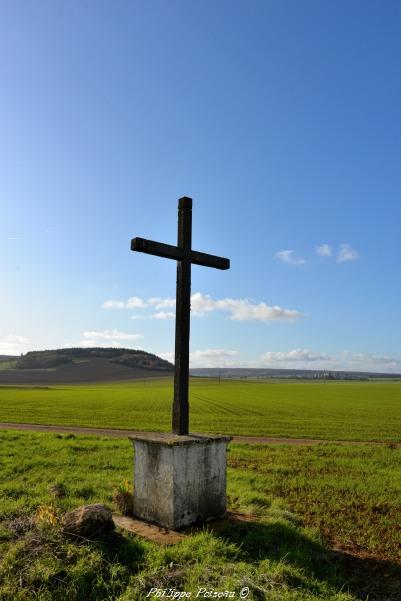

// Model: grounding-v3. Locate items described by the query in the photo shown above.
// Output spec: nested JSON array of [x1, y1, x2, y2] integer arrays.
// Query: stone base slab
[[129, 433, 232, 530], [113, 511, 255, 545]]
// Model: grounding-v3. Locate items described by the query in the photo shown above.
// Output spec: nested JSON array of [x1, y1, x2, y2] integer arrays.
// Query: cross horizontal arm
[[131, 237, 230, 270], [131, 237, 184, 261], [190, 250, 230, 270]]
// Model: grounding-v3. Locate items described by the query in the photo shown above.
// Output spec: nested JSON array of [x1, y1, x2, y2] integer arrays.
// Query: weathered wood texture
[[131, 238, 229, 270], [131, 196, 230, 435], [173, 198, 192, 435]]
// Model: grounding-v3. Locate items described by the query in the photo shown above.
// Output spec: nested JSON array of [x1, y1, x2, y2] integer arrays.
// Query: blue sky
[[1, 0, 400, 372]]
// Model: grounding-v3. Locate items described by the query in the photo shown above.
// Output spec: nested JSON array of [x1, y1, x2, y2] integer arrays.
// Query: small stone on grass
[[62, 503, 115, 539]]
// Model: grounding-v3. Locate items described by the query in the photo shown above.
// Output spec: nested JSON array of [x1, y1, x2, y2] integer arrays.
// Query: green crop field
[[1, 430, 400, 600], [0, 378, 400, 441], [1, 379, 401, 599]]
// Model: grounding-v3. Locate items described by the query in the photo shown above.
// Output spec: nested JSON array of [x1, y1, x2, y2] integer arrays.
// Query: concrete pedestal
[[129, 432, 232, 530]]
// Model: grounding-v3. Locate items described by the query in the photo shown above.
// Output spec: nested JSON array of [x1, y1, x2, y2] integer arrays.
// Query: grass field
[[0, 378, 400, 441], [1, 430, 400, 600], [1, 378, 400, 599]]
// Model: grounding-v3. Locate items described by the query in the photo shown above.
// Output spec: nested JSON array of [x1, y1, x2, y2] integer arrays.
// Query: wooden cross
[[131, 197, 230, 435]]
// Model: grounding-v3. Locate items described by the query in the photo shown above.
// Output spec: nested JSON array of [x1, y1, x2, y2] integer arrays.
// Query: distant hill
[[0, 347, 174, 384], [190, 367, 401, 380]]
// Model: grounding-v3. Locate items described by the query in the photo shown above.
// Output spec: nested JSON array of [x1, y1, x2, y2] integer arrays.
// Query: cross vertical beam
[[173, 197, 192, 434]]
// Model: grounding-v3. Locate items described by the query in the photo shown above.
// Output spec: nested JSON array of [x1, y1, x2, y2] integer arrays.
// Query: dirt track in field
[[0, 422, 399, 446]]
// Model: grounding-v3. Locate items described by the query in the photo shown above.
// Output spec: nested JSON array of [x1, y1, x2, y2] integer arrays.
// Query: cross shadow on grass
[[95, 529, 147, 571], [209, 514, 401, 601]]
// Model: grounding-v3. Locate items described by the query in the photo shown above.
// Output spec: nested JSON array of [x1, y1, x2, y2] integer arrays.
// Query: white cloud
[[274, 243, 359, 264], [126, 296, 147, 309], [152, 311, 175, 320], [160, 348, 240, 368], [220, 299, 301, 321], [101, 300, 125, 309], [190, 349, 240, 368], [82, 329, 143, 341], [260, 349, 329, 363], [191, 293, 215, 314], [337, 243, 359, 263], [102, 292, 302, 322], [275, 250, 307, 266], [6, 335, 29, 344], [333, 351, 400, 372], [258, 349, 400, 373], [191, 292, 302, 322], [0, 335, 30, 355], [148, 297, 176, 309], [101, 296, 147, 309], [316, 244, 332, 257], [65, 329, 144, 349]]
